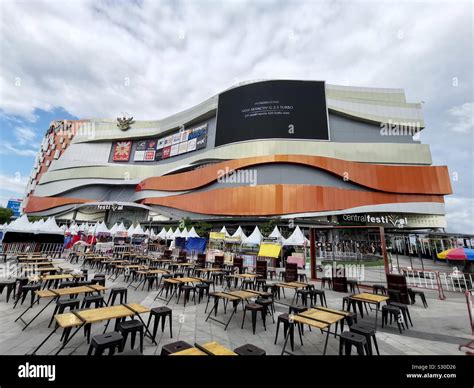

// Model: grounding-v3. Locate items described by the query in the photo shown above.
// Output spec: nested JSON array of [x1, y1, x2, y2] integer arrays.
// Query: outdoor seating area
[[0, 242, 471, 357]]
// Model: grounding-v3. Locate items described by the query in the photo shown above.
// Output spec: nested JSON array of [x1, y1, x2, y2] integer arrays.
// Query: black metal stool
[[255, 298, 275, 323], [350, 324, 380, 355], [196, 283, 210, 303], [308, 287, 327, 307], [373, 284, 387, 295], [48, 298, 80, 327], [0, 280, 16, 302], [408, 288, 428, 308], [241, 278, 254, 290], [147, 306, 173, 340], [87, 332, 124, 355], [81, 294, 105, 308], [241, 303, 266, 334], [295, 289, 311, 306], [382, 305, 405, 334], [117, 319, 144, 352], [234, 344, 266, 355], [388, 301, 413, 327], [107, 287, 127, 305], [177, 285, 196, 307], [321, 277, 332, 289], [347, 279, 360, 293], [274, 313, 303, 351], [161, 340, 193, 355], [339, 331, 368, 355]]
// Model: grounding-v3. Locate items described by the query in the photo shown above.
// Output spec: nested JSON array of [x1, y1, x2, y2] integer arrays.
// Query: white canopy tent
[[114, 222, 127, 236], [41, 217, 63, 235], [109, 223, 118, 235], [188, 227, 200, 238], [172, 228, 182, 239], [242, 226, 263, 245], [180, 227, 189, 239], [219, 226, 230, 237], [4, 214, 32, 233], [268, 226, 283, 240], [132, 224, 145, 235], [158, 227, 168, 239], [231, 226, 247, 240], [95, 221, 110, 235], [282, 226, 308, 246], [166, 228, 174, 239]]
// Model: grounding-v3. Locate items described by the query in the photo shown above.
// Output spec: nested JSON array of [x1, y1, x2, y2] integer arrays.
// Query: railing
[[1, 242, 64, 257], [459, 289, 474, 355]]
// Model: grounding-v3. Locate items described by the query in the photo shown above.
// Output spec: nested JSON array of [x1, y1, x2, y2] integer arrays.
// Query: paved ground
[[0, 257, 471, 356]]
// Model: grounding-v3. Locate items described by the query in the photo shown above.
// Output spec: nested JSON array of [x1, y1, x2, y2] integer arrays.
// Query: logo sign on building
[[136, 140, 147, 151], [215, 80, 330, 147], [112, 141, 132, 162], [6, 199, 22, 218], [340, 214, 409, 228]]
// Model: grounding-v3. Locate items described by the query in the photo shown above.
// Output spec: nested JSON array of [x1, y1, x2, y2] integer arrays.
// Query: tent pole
[[310, 228, 317, 280]]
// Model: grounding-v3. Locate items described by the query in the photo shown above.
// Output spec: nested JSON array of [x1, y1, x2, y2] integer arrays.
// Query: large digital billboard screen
[[215, 80, 329, 146]]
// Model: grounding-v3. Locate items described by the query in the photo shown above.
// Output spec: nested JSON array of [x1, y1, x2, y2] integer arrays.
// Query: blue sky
[[0, 0, 472, 233]]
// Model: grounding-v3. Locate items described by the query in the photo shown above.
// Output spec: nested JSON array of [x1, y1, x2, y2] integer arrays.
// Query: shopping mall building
[[22, 80, 453, 229]]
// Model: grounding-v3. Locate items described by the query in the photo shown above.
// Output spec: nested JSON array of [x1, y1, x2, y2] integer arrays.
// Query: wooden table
[[15, 285, 107, 330], [205, 289, 262, 330], [172, 341, 236, 356], [32, 303, 152, 355], [348, 293, 389, 330], [281, 307, 346, 355]]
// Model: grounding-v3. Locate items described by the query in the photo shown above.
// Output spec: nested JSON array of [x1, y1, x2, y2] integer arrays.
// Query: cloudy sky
[[0, 0, 472, 232]]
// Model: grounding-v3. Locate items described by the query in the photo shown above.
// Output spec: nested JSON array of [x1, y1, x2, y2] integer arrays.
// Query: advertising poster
[[180, 130, 190, 142], [162, 146, 171, 159], [133, 150, 145, 161], [136, 140, 147, 150], [170, 144, 179, 156], [178, 141, 188, 154], [155, 149, 163, 160], [187, 138, 197, 152], [163, 136, 173, 147], [172, 133, 181, 145], [112, 141, 132, 162], [196, 135, 207, 150], [146, 139, 157, 150], [157, 138, 165, 149], [144, 150, 155, 161]]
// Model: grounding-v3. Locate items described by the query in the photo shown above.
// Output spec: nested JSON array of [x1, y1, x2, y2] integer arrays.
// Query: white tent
[[144, 228, 150, 236], [132, 224, 145, 235], [242, 226, 263, 245], [166, 228, 174, 239], [219, 226, 230, 237], [282, 226, 308, 246], [109, 223, 118, 235], [180, 227, 189, 239], [115, 223, 127, 235], [78, 223, 86, 233], [127, 225, 135, 236], [188, 227, 200, 238], [268, 226, 283, 240], [231, 226, 247, 240], [158, 227, 167, 239], [172, 228, 182, 238], [41, 217, 63, 235], [95, 221, 110, 235], [5, 214, 32, 233]]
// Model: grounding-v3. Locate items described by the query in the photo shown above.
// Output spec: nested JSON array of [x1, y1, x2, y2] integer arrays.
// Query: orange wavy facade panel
[[25, 196, 89, 213], [136, 155, 452, 195], [143, 184, 445, 216]]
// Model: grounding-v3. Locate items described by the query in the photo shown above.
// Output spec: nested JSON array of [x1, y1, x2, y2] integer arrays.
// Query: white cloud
[[0, 142, 36, 157], [14, 126, 37, 145], [447, 102, 474, 133], [445, 196, 474, 235], [0, 173, 28, 195]]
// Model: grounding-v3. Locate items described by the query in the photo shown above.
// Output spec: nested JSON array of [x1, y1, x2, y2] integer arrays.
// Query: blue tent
[[185, 237, 206, 253]]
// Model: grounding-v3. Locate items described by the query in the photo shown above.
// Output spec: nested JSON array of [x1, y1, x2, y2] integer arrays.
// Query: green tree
[[193, 221, 212, 238], [0, 207, 13, 224], [259, 218, 281, 237]]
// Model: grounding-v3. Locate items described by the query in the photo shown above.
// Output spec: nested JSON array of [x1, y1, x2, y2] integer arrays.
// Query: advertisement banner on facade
[[144, 150, 155, 161], [112, 141, 132, 162]]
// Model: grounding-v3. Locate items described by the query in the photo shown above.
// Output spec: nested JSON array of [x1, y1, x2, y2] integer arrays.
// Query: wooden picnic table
[[348, 292, 389, 330], [32, 303, 152, 355], [282, 307, 346, 355], [15, 285, 107, 330], [205, 289, 262, 330], [172, 341, 236, 356]]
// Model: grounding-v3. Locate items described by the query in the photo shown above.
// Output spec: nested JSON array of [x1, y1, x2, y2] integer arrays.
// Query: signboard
[[258, 243, 282, 258], [210, 232, 226, 240], [215, 80, 329, 147], [6, 199, 22, 218], [339, 214, 408, 228], [112, 141, 132, 162], [112, 123, 208, 163]]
